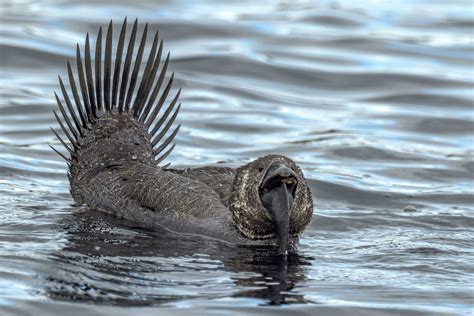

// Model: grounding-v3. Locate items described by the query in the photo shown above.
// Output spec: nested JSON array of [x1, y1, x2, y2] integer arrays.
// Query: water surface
[[1, 1, 473, 315]]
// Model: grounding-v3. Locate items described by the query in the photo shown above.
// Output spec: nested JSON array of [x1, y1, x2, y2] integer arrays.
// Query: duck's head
[[229, 155, 313, 255]]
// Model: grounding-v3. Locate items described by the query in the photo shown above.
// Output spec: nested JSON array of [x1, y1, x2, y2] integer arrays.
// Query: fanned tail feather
[[50, 18, 181, 166]]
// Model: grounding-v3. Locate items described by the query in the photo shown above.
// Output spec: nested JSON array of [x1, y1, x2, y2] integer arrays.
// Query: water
[[1, 1, 473, 315]]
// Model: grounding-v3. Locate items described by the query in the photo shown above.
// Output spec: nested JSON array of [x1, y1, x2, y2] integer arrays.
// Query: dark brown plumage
[[50, 18, 313, 254]]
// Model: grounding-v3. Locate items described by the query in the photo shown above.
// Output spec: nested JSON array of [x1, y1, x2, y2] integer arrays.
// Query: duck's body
[[69, 112, 303, 247], [51, 19, 313, 254], [70, 113, 241, 243]]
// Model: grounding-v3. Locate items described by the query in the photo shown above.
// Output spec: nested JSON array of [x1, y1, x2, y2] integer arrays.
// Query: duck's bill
[[260, 162, 298, 255]]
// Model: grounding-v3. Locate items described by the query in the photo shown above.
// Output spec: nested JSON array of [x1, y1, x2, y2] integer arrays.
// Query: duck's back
[[168, 166, 237, 207]]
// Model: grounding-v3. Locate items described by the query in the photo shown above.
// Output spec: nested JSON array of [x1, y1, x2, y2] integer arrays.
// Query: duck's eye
[[258, 167, 264, 172]]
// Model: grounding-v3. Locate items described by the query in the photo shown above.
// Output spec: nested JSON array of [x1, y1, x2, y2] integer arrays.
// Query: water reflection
[[44, 209, 312, 306]]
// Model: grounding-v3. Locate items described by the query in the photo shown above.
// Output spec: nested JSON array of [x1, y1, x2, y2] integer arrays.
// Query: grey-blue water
[[1, 1, 473, 315]]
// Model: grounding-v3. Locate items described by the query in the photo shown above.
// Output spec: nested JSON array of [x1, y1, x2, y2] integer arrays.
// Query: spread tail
[[50, 18, 181, 165]]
